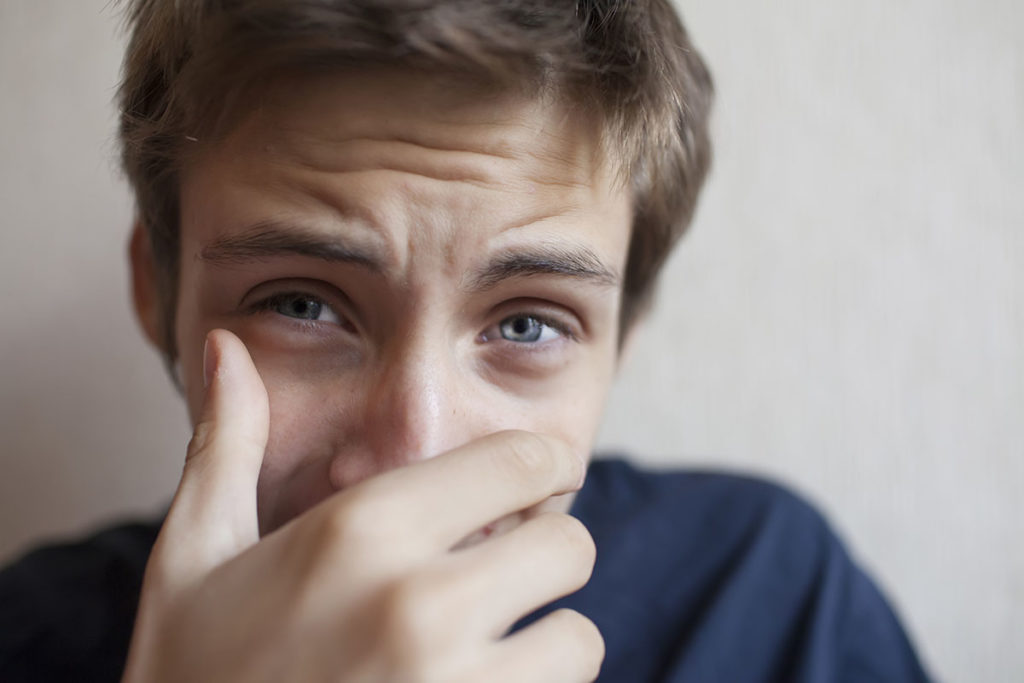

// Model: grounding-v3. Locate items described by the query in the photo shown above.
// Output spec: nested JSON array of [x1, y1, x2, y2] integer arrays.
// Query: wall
[[1, 1, 1020, 680]]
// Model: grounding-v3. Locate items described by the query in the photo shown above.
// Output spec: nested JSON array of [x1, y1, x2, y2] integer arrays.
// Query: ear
[[128, 222, 164, 351]]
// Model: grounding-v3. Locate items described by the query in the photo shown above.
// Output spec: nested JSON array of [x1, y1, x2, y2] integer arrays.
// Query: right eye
[[253, 292, 344, 325]]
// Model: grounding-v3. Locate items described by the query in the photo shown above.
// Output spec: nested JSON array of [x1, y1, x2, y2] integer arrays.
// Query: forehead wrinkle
[[270, 131, 528, 189], [271, 96, 543, 160], [232, 109, 604, 208], [371, 131, 520, 162], [261, 108, 599, 191], [225, 159, 420, 267]]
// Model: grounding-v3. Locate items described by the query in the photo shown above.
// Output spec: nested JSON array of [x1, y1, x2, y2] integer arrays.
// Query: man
[[1, 1, 931, 681]]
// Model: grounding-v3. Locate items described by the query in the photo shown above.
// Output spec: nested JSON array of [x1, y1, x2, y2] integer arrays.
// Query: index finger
[[331, 430, 586, 553]]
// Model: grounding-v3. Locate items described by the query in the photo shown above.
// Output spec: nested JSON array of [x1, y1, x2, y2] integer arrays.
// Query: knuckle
[[551, 609, 605, 679], [319, 490, 383, 549], [377, 575, 443, 663], [185, 420, 216, 464], [495, 430, 560, 484], [540, 513, 596, 568], [312, 484, 418, 571], [186, 419, 266, 469]]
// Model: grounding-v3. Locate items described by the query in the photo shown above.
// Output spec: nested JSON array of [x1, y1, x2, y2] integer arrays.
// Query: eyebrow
[[199, 222, 619, 290], [467, 244, 619, 292], [199, 222, 383, 271]]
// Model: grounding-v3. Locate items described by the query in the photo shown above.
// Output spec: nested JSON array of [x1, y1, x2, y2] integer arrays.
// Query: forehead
[[217, 67, 612, 176], [179, 68, 631, 275]]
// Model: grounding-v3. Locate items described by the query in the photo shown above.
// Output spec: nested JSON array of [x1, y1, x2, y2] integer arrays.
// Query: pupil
[[499, 315, 542, 342], [281, 297, 320, 319]]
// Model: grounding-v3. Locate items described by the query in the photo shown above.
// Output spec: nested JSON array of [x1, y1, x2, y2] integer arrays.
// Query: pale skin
[[124, 69, 634, 682]]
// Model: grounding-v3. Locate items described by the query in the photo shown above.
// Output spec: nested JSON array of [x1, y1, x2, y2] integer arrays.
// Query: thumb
[[155, 328, 270, 586]]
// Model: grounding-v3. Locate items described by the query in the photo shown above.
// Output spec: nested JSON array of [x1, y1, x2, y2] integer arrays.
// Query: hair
[[118, 0, 713, 361]]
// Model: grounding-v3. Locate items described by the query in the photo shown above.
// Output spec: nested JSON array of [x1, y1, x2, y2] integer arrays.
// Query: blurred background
[[1, 1, 1020, 680]]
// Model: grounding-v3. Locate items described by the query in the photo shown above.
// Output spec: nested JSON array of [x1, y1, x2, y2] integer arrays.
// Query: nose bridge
[[368, 329, 454, 464]]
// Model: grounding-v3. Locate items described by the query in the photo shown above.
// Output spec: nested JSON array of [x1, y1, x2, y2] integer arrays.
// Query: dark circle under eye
[[499, 315, 543, 342], [276, 295, 323, 320]]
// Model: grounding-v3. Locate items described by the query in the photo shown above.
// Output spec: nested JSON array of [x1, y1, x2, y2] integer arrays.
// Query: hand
[[122, 329, 604, 682]]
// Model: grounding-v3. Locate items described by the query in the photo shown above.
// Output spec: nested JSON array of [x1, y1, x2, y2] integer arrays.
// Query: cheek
[[175, 315, 210, 427], [251, 354, 362, 532], [520, 351, 617, 457]]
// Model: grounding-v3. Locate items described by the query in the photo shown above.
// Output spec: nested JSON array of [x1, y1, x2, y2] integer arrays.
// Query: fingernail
[[203, 335, 216, 388]]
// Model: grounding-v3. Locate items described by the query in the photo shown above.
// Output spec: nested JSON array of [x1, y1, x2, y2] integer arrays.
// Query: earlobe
[[128, 222, 164, 351]]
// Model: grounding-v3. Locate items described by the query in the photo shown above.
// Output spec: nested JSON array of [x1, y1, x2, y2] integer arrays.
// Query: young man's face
[[160, 69, 632, 536]]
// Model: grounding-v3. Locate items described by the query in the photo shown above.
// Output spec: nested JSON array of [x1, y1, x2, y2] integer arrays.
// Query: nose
[[369, 340, 449, 461], [329, 331, 469, 489]]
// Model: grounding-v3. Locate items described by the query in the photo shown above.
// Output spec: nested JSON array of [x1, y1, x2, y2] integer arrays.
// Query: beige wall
[[1, 1, 1021, 680]]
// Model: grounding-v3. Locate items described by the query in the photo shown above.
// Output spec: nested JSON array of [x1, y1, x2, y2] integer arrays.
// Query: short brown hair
[[118, 0, 713, 360]]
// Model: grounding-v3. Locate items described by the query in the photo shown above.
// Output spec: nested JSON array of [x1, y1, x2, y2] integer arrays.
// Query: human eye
[[481, 312, 574, 345], [497, 315, 559, 343], [246, 290, 345, 326]]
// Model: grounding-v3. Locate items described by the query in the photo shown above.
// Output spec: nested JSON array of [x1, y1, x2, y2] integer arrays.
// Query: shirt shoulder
[[564, 458, 932, 683], [575, 458, 837, 587], [0, 519, 161, 683]]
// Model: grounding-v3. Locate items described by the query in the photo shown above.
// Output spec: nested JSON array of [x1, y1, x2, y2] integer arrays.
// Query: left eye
[[496, 315, 560, 343], [264, 293, 342, 325]]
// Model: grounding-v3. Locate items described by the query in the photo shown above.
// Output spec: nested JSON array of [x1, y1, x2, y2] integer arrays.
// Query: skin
[[125, 69, 633, 681]]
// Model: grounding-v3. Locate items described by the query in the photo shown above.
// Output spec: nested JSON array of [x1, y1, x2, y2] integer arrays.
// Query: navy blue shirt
[[0, 459, 931, 682], [553, 460, 931, 682]]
